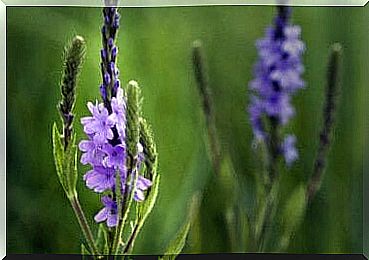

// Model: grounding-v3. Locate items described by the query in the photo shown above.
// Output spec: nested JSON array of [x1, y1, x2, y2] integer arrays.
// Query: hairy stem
[[70, 195, 99, 256]]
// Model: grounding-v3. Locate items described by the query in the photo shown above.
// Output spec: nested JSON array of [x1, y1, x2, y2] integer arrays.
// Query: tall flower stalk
[[78, 3, 155, 255], [307, 43, 342, 203], [100, 2, 121, 111], [59, 36, 86, 149], [192, 40, 222, 175], [248, 5, 305, 250], [53, 35, 99, 256]]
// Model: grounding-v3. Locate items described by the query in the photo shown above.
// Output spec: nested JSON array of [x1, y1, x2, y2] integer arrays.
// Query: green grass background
[[6, 5, 368, 254]]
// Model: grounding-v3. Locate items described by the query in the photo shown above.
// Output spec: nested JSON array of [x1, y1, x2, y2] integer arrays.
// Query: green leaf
[[52, 122, 78, 199], [216, 154, 243, 251], [161, 193, 201, 259], [237, 205, 250, 252], [52, 122, 68, 195], [81, 243, 92, 260], [162, 218, 191, 259], [96, 224, 109, 255], [63, 133, 78, 198], [138, 118, 159, 223], [276, 184, 307, 251], [217, 154, 236, 207], [81, 243, 89, 254]]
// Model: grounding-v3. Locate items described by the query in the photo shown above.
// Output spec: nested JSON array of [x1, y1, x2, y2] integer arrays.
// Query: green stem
[[69, 195, 99, 256], [266, 118, 280, 189], [259, 181, 280, 251], [255, 117, 281, 252], [112, 168, 123, 254]]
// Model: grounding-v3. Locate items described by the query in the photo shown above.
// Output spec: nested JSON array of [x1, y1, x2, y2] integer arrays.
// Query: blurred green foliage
[[7, 5, 367, 254]]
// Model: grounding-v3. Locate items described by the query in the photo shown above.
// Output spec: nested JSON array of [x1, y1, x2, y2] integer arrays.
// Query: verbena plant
[[191, 5, 342, 253], [52, 1, 197, 258]]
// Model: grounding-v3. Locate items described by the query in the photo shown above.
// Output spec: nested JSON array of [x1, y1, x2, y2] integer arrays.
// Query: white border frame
[[0, 1, 5, 259], [1, 0, 369, 7], [1, 1, 367, 258]]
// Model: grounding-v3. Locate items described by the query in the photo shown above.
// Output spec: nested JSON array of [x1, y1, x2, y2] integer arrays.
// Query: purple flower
[[113, 13, 120, 28], [248, 96, 266, 140], [104, 15, 111, 25], [134, 175, 152, 201], [101, 49, 107, 61], [110, 87, 127, 142], [83, 166, 116, 193], [132, 143, 152, 201], [248, 6, 304, 165], [113, 80, 120, 94], [103, 144, 126, 170], [263, 93, 294, 125], [94, 196, 118, 227], [109, 62, 116, 75], [80, 101, 115, 140], [282, 26, 305, 58], [112, 46, 118, 60], [79, 135, 107, 166], [104, 73, 111, 85], [108, 38, 114, 48], [100, 84, 107, 100], [282, 135, 298, 166]]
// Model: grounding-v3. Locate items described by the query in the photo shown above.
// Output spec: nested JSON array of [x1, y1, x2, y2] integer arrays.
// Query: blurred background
[[7, 4, 367, 254]]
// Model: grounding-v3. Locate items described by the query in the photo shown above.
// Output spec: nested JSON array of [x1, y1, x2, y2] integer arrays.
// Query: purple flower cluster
[[79, 4, 152, 228], [79, 91, 152, 227], [248, 6, 305, 165]]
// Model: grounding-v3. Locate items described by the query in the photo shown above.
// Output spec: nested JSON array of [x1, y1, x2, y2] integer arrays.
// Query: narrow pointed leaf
[[162, 193, 201, 259], [217, 154, 243, 251], [96, 224, 109, 255], [81, 243, 94, 260], [52, 122, 68, 195], [63, 133, 78, 198], [137, 173, 160, 225]]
